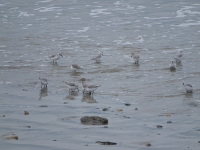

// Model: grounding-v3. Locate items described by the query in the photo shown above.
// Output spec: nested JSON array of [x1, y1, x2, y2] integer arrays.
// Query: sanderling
[[169, 61, 176, 71], [50, 53, 63, 63], [174, 50, 183, 64], [92, 52, 104, 63], [182, 83, 193, 93], [131, 52, 140, 64], [71, 64, 83, 72], [39, 77, 48, 88], [81, 79, 101, 95], [63, 81, 79, 92]]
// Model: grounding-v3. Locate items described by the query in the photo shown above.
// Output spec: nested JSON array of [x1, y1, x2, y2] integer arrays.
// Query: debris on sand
[[80, 116, 108, 125]]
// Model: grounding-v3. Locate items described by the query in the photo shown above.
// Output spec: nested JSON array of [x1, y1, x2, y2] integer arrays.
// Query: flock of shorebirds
[[39, 50, 193, 97], [39, 52, 104, 96], [169, 50, 193, 93]]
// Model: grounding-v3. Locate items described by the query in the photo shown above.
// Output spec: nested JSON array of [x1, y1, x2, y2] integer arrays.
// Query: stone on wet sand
[[4, 133, 19, 140], [80, 116, 108, 125], [96, 141, 117, 145]]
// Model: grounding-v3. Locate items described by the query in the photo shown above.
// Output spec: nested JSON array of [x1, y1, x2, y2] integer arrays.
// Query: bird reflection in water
[[82, 94, 97, 103], [65, 91, 79, 100], [39, 87, 48, 100]]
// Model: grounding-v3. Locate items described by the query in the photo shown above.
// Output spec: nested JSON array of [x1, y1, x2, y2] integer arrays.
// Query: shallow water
[[0, 0, 200, 149]]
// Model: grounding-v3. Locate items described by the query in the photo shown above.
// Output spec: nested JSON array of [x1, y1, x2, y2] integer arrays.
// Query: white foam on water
[[39, 0, 53, 3], [78, 27, 90, 33], [35, 7, 62, 12], [0, 4, 5, 7], [144, 16, 171, 20], [176, 21, 200, 27], [18, 11, 35, 18], [90, 9, 111, 16], [135, 36, 144, 43], [176, 6, 200, 18], [137, 6, 146, 9], [71, 17, 81, 20]]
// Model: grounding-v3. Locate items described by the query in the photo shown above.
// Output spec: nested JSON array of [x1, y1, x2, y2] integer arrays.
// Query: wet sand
[[1, 0, 200, 149]]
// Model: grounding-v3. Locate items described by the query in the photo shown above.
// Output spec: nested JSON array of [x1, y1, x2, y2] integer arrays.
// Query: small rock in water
[[80, 116, 108, 125], [25, 125, 31, 128], [117, 109, 123, 112], [124, 103, 131, 106], [39, 105, 48, 107], [96, 141, 117, 145], [123, 116, 130, 118], [145, 142, 152, 147], [167, 121, 172, 124], [4, 134, 19, 140], [102, 108, 109, 111], [24, 111, 29, 115], [157, 125, 163, 128]]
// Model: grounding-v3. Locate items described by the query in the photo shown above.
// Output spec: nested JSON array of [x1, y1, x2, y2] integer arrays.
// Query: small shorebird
[[50, 53, 63, 63], [131, 52, 140, 64], [182, 83, 193, 93], [63, 81, 79, 92], [169, 61, 176, 71], [71, 64, 83, 72], [81, 79, 101, 95], [174, 50, 183, 64], [92, 52, 104, 63], [39, 77, 48, 88]]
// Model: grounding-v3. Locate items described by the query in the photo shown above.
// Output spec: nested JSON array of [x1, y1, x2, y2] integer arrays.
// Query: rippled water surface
[[0, 0, 200, 150]]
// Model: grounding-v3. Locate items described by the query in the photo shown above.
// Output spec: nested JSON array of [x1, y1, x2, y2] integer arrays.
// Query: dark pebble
[[145, 143, 152, 147], [96, 141, 117, 145], [125, 103, 131, 106], [123, 116, 130, 118], [102, 108, 109, 111], [80, 116, 108, 125], [135, 108, 139, 110], [39, 105, 48, 107], [167, 121, 172, 124], [157, 125, 163, 128], [24, 111, 29, 115]]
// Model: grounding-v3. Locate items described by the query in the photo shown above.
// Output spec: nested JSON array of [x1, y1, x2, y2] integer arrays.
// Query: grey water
[[0, 0, 200, 150]]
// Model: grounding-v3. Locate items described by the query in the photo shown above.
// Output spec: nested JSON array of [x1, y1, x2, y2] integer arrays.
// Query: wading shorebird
[[169, 61, 176, 71], [81, 78, 101, 95], [92, 52, 104, 63], [182, 83, 193, 93], [174, 50, 183, 64], [50, 53, 63, 63], [63, 81, 79, 92], [131, 52, 140, 64], [71, 64, 83, 72], [39, 77, 48, 88]]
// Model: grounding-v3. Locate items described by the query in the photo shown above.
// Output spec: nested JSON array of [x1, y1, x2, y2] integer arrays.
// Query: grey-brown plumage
[[71, 64, 83, 72], [169, 61, 176, 71], [39, 77, 48, 88], [50, 53, 63, 63], [182, 83, 193, 93], [131, 52, 140, 64], [92, 52, 104, 63], [81, 80, 101, 95], [63, 81, 79, 92], [174, 50, 183, 64]]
